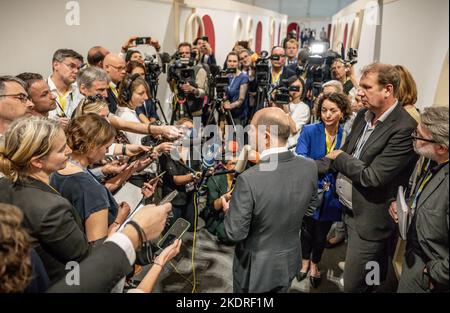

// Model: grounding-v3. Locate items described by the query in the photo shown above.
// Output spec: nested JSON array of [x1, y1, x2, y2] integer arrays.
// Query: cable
[[191, 192, 198, 293]]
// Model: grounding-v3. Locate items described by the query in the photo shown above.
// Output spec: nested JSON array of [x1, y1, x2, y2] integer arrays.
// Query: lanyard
[[109, 82, 119, 98], [411, 171, 433, 211], [271, 70, 282, 85], [325, 130, 338, 154]]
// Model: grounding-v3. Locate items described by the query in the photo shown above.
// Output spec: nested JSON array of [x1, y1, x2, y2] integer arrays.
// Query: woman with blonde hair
[[394, 65, 421, 122], [0, 116, 90, 282]]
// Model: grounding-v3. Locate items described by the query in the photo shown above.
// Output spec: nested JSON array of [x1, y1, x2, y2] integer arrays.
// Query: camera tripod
[[146, 73, 169, 125], [204, 96, 237, 142]]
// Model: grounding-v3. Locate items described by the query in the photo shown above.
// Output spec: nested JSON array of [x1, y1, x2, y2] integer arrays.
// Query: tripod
[[205, 96, 237, 143], [146, 73, 169, 125]]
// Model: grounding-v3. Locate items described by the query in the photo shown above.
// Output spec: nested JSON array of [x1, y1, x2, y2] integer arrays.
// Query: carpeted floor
[[141, 217, 348, 293]]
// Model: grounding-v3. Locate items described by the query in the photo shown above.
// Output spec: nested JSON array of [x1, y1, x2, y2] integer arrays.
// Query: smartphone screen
[[157, 218, 190, 249], [136, 37, 151, 45]]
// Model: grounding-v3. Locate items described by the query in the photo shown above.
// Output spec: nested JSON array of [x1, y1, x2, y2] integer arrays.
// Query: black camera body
[[168, 56, 197, 100], [144, 54, 162, 84], [346, 48, 358, 65], [255, 52, 271, 86]]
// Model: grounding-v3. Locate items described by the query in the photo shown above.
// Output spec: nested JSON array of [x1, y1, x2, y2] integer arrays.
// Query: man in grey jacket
[[390, 106, 449, 293], [224, 107, 317, 293]]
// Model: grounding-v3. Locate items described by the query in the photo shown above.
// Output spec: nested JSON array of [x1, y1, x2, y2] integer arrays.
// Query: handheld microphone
[[229, 145, 251, 192]]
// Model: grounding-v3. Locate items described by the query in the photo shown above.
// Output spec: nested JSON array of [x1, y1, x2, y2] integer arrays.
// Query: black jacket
[[0, 177, 90, 282], [332, 104, 418, 241]]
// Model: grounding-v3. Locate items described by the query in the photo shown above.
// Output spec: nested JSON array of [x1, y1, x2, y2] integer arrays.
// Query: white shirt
[[260, 146, 288, 160], [336, 102, 399, 210], [47, 76, 84, 119], [287, 101, 311, 148], [115, 106, 146, 145]]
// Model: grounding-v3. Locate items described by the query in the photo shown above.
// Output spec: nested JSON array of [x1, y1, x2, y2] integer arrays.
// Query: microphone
[[235, 145, 251, 175], [229, 145, 251, 192], [196, 143, 221, 192]]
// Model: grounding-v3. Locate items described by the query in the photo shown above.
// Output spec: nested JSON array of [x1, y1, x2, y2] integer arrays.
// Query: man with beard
[[16, 73, 57, 118], [389, 106, 449, 293]]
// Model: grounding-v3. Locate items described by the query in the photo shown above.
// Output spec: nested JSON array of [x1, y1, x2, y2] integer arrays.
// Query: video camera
[[143, 54, 162, 85], [255, 51, 279, 87], [299, 42, 340, 94], [271, 79, 301, 105], [346, 48, 358, 65], [212, 67, 236, 100], [167, 54, 197, 100]]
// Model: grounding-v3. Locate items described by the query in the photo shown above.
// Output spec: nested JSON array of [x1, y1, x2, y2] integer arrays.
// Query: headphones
[[120, 73, 141, 103]]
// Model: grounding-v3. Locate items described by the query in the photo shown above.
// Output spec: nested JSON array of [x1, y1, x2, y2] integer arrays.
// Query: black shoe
[[310, 275, 322, 288], [296, 271, 308, 282]]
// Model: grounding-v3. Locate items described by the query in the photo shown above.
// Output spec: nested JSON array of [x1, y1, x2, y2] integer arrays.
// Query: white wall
[[380, 0, 449, 109], [332, 0, 449, 110]]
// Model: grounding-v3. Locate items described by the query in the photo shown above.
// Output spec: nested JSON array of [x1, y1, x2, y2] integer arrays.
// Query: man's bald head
[[103, 53, 126, 84], [252, 107, 291, 144]]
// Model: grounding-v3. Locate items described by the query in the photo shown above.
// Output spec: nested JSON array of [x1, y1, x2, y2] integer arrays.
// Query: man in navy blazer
[[326, 63, 418, 292]]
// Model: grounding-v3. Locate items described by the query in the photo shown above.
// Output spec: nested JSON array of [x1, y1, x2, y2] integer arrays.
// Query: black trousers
[[301, 216, 333, 264]]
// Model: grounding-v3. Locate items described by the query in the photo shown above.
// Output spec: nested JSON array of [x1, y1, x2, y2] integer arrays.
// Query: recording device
[[168, 55, 196, 101], [271, 78, 300, 105], [127, 150, 153, 164], [346, 48, 358, 65], [157, 218, 190, 250], [135, 37, 151, 45], [300, 42, 339, 96], [255, 51, 271, 86], [148, 171, 166, 185], [159, 190, 179, 205], [213, 68, 236, 100], [201, 36, 209, 42], [229, 144, 250, 191]]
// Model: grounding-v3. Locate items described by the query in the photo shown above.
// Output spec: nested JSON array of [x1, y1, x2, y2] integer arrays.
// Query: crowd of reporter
[[0, 32, 448, 294]]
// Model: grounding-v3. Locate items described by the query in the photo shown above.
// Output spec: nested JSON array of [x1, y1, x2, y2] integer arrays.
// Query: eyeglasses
[[62, 62, 81, 71], [0, 93, 30, 103], [411, 129, 437, 143], [109, 64, 126, 72]]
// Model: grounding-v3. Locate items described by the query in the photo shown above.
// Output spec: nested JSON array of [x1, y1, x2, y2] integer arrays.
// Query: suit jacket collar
[[259, 150, 295, 163], [345, 103, 404, 158], [417, 163, 449, 208], [15, 176, 59, 195]]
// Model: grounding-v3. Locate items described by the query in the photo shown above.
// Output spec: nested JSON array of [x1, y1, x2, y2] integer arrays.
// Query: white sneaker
[[338, 261, 345, 271]]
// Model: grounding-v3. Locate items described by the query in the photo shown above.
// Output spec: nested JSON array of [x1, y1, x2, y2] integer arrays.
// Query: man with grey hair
[[47, 49, 84, 123], [77, 66, 110, 98], [0, 76, 34, 134], [389, 106, 449, 293]]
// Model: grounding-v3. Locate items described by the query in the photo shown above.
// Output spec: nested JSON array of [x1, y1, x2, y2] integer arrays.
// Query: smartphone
[[148, 171, 166, 185], [135, 37, 151, 45], [127, 151, 152, 164], [159, 190, 178, 205], [157, 218, 190, 249]]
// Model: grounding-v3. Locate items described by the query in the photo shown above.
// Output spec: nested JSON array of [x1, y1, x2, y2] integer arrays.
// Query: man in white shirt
[[47, 49, 84, 125]]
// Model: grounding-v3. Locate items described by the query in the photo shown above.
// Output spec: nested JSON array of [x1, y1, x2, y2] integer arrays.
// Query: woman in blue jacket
[[295, 92, 351, 288]]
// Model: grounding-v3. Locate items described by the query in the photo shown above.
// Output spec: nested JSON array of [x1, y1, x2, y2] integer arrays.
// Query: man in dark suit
[[389, 107, 449, 293], [224, 107, 318, 293], [325, 63, 418, 292]]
